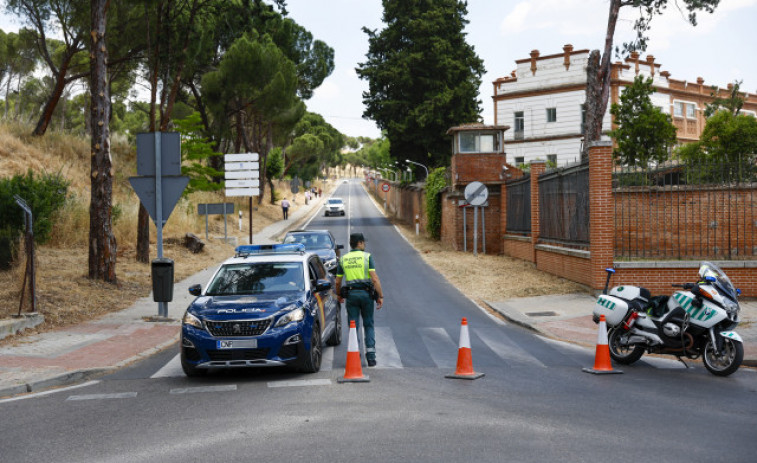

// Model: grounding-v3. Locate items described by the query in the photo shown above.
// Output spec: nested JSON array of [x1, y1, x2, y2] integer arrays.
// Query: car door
[[308, 256, 336, 338]]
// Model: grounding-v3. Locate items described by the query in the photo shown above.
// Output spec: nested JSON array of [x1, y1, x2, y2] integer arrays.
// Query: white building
[[493, 45, 757, 166]]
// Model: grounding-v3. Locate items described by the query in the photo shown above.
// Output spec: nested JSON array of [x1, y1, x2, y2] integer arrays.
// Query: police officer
[[335, 232, 384, 367]]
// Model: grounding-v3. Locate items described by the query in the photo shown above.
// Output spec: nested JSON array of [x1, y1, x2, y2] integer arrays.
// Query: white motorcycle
[[593, 262, 743, 376]]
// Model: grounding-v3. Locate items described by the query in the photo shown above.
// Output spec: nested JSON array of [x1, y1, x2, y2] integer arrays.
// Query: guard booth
[[442, 124, 515, 255]]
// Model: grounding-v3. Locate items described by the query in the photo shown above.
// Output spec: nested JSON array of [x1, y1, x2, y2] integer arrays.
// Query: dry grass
[[391, 219, 590, 306], [0, 122, 325, 344]]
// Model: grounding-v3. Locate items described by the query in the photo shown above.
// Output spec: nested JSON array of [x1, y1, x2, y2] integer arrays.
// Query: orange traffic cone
[[445, 318, 484, 380], [583, 314, 623, 375], [337, 320, 370, 383]]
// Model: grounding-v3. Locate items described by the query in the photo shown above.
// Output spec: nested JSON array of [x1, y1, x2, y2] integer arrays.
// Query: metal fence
[[614, 157, 757, 260], [505, 174, 531, 235], [538, 162, 590, 247]]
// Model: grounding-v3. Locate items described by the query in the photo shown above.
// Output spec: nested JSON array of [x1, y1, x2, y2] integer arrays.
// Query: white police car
[[180, 244, 342, 377]]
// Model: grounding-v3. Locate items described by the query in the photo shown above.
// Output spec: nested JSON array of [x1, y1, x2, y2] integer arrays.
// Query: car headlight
[[274, 306, 306, 328], [182, 311, 204, 329]]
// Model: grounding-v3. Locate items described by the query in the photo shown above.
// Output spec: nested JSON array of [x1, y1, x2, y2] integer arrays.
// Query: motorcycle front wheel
[[608, 328, 645, 365], [703, 338, 743, 377]]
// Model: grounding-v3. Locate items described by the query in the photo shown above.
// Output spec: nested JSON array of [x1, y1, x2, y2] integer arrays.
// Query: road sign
[[225, 153, 259, 198], [198, 203, 234, 215], [136, 132, 181, 176], [464, 181, 488, 206], [129, 176, 190, 225], [381, 182, 390, 192]]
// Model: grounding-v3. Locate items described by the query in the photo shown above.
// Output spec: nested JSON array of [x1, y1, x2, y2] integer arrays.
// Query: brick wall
[[536, 248, 592, 286], [366, 180, 427, 233], [440, 188, 503, 254], [503, 236, 533, 262], [451, 153, 507, 185]]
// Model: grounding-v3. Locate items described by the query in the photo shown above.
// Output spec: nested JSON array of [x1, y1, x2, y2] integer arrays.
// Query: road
[[2, 180, 757, 462]]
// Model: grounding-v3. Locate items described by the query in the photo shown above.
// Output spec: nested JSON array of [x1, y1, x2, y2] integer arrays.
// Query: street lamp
[[405, 159, 429, 180]]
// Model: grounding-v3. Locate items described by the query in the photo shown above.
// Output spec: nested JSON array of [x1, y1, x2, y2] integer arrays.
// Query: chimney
[[530, 49, 540, 75], [563, 44, 573, 70], [631, 51, 640, 75], [646, 55, 655, 77], [697, 77, 704, 85]]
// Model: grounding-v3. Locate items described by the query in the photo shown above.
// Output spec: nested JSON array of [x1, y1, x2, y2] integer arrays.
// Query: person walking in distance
[[335, 233, 384, 366], [281, 197, 291, 220]]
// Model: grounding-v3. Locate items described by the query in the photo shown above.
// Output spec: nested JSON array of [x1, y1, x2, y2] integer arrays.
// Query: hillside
[[0, 123, 310, 340]]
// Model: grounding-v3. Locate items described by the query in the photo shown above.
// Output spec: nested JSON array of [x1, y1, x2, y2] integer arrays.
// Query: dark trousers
[[282, 207, 289, 219], [345, 289, 375, 360]]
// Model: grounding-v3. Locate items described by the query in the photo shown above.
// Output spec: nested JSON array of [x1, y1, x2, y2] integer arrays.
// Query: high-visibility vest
[[340, 250, 372, 287]]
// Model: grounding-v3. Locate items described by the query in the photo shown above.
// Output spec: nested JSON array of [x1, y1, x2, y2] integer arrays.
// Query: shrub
[[424, 167, 448, 240]]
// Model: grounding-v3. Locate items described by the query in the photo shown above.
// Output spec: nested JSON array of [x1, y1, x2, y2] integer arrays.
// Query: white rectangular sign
[[226, 179, 260, 188], [225, 152, 259, 162], [226, 187, 260, 197], [225, 161, 259, 171], [225, 170, 260, 180]]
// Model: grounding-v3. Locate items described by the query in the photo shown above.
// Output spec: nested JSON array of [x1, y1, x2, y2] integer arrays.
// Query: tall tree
[[705, 80, 744, 117], [88, 0, 117, 283], [357, 0, 484, 168], [1, 29, 38, 118], [583, 0, 720, 158], [609, 76, 677, 166]]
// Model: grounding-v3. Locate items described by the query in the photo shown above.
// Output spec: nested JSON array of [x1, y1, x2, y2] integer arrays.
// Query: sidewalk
[[485, 294, 757, 368], [0, 191, 330, 398]]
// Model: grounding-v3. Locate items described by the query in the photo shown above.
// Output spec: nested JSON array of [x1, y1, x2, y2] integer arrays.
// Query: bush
[[0, 170, 70, 250], [424, 167, 448, 240], [0, 227, 18, 270]]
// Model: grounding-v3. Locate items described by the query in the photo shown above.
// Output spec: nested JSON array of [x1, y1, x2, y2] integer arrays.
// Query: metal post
[[239, 210, 243, 231], [473, 206, 478, 256], [205, 212, 209, 240], [482, 205, 486, 254], [249, 197, 253, 244], [223, 208, 228, 242], [154, 132, 167, 318], [14, 196, 35, 315], [463, 206, 467, 252]]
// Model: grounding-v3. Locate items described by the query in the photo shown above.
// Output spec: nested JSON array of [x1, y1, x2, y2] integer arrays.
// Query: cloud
[[312, 79, 340, 101], [500, 0, 608, 37]]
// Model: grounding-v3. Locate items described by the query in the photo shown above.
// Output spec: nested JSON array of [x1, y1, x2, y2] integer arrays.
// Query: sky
[[1, 0, 755, 140]]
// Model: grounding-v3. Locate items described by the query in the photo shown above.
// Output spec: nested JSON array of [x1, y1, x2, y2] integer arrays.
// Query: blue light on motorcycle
[[605, 268, 615, 273], [737, 288, 742, 295], [705, 276, 716, 282]]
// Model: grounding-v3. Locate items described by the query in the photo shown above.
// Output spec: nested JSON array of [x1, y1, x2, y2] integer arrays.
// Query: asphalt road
[[2, 180, 757, 462]]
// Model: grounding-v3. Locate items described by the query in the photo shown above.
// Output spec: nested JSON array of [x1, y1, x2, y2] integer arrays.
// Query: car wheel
[[325, 307, 342, 346], [181, 349, 206, 377], [299, 323, 322, 373], [341, 211, 345, 216]]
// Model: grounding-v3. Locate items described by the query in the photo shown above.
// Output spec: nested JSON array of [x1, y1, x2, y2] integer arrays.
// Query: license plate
[[217, 339, 257, 349]]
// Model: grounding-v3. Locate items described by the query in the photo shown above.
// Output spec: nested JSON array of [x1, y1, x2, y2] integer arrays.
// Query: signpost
[[381, 182, 390, 210], [225, 153, 259, 244], [464, 181, 489, 256], [129, 132, 189, 317], [198, 203, 235, 241]]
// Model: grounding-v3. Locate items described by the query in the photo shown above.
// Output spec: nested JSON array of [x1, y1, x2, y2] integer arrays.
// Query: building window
[[514, 111, 524, 139], [514, 156, 524, 165], [459, 133, 477, 153], [547, 154, 557, 165], [546, 107, 557, 123], [674, 101, 684, 117], [580, 104, 586, 134], [458, 132, 499, 153], [686, 103, 696, 119]]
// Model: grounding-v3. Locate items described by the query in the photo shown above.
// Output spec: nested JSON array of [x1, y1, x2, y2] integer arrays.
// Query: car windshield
[[328, 199, 343, 205], [283, 233, 333, 250], [206, 262, 305, 295], [699, 261, 737, 299]]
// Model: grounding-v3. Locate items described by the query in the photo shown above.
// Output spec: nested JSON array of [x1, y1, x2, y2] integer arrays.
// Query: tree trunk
[[88, 0, 117, 283], [582, 50, 601, 161], [32, 52, 74, 136], [583, 0, 621, 158]]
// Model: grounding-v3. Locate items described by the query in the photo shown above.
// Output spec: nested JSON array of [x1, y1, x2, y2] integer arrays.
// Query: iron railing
[[538, 162, 590, 247], [614, 157, 757, 260], [505, 174, 531, 235]]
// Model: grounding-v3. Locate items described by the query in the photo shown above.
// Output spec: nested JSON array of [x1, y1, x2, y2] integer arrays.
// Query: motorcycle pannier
[[593, 295, 630, 327]]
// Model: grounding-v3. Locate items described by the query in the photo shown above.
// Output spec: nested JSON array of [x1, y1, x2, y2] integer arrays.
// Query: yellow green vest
[[340, 250, 372, 287]]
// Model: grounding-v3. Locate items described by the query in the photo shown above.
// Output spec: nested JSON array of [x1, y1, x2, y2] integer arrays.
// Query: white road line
[[170, 385, 237, 394], [268, 379, 331, 388], [66, 392, 138, 401], [151, 354, 183, 378], [374, 326, 403, 369], [0, 381, 101, 404], [321, 346, 334, 371], [419, 327, 458, 369], [475, 327, 547, 368]]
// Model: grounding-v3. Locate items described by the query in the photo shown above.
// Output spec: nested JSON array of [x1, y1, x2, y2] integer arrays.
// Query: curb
[[0, 368, 110, 399]]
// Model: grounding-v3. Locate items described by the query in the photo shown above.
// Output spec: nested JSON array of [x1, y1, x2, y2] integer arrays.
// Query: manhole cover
[[526, 311, 558, 317]]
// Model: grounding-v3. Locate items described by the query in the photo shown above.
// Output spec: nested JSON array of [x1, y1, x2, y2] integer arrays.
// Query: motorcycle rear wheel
[[608, 328, 645, 365], [703, 338, 743, 377]]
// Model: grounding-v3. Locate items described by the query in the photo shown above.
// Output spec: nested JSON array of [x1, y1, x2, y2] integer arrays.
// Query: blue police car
[[180, 244, 342, 377]]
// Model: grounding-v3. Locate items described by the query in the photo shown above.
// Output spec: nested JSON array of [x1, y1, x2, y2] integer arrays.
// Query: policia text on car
[[335, 233, 384, 367]]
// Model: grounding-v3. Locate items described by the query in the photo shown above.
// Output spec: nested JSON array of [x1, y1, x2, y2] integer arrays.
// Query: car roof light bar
[[235, 243, 306, 257]]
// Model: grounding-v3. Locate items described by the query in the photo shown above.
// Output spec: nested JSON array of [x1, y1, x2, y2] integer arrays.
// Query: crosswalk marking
[[418, 327, 458, 369], [268, 379, 331, 388], [374, 327, 402, 369], [151, 354, 182, 378], [476, 327, 547, 368]]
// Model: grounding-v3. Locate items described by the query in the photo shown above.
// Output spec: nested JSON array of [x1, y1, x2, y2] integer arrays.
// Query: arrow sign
[[225, 170, 260, 179], [129, 176, 189, 226], [225, 161, 259, 171], [225, 153, 259, 162], [226, 179, 260, 188], [227, 187, 260, 197]]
